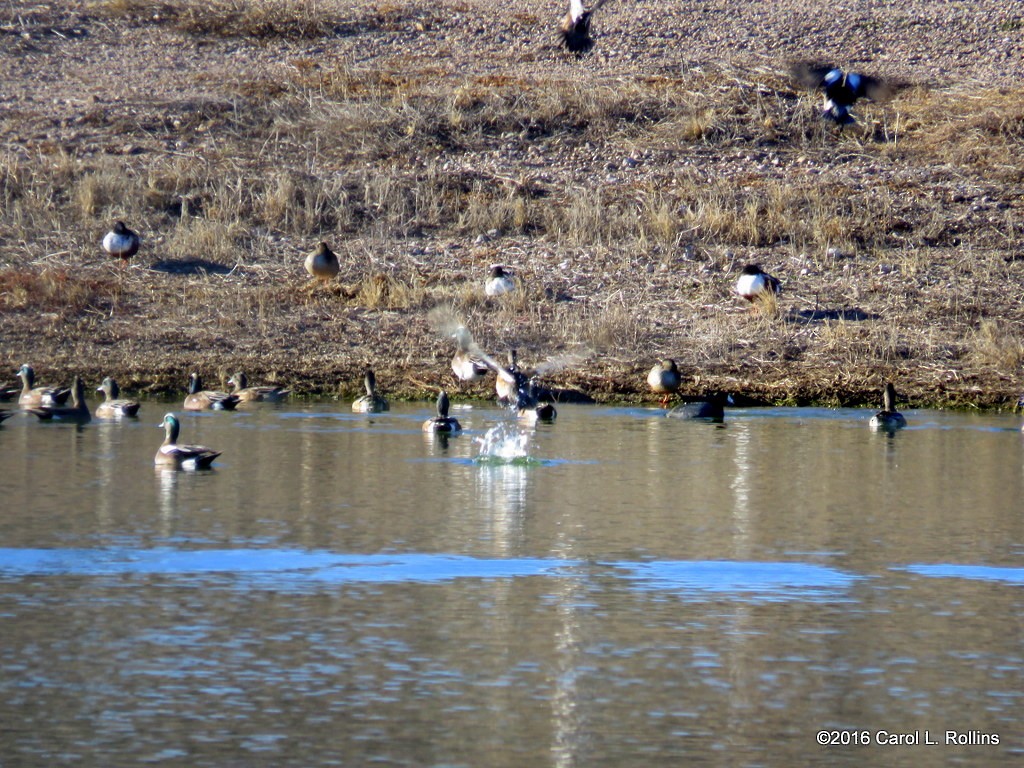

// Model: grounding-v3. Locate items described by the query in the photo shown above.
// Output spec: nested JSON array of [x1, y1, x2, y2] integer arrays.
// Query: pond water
[[0, 400, 1021, 766]]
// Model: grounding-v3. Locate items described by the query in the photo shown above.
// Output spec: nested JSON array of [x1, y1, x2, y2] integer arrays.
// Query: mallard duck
[[155, 412, 221, 469], [184, 373, 240, 411], [29, 376, 91, 423], [667, 393, 730, 423], [304, 242, 339, 282], [95, 377, 140, 418], [735, 264, 781, 302], [560, 0, 609, 55], [647, 359, 681, 405], [869, 382, 907, 430], [102, 220, 141, 261], [484, 265, 516, 297], [790, 62, 899, 126], [352, 369, 389, 413], [227, 371, 290, 403], [423, 390, 462, 433], [16, 364, 70, 408]]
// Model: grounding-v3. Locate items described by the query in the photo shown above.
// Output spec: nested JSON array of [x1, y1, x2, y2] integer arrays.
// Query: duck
[[352, 369, 390, 413], [227, 371, 290, 403], [304, 241, 340, 282], [735, 264, 781, 303], [496, 349, 530, 405], [485, 265, 516, 297], [516, 379, 557, 423], [451, 326, 492, 384], [647, 359, 681, 405], [790, 62, 897, 126], [869, 382, 907, 430], [184, 373, 240, 411], [667, 393, 731, 423], [28, 376, 91, 423], [16, 364, 71, 408], [102, 220, 141, 261], [423, 390, 462, 433], [155, 413, 221, 469], [560, 0, 609, 55], [95, 377, 141, 418]]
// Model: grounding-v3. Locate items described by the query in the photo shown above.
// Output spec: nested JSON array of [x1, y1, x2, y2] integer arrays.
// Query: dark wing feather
[[789, 61, 835, 89]]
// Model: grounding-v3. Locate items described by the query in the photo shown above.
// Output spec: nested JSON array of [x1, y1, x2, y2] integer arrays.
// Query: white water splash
[[475, 423, 532, 462]]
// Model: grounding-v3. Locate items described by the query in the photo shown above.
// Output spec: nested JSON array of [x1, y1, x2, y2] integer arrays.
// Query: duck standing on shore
[[304, 242, 340, 283], [647, 359, 681, 405], [485, 265, 516, 297], [102, 221, 141, 262], [735, 264, 781, 303]]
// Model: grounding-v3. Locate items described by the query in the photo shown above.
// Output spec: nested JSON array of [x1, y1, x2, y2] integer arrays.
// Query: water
[[0, 402, 1021, 766]]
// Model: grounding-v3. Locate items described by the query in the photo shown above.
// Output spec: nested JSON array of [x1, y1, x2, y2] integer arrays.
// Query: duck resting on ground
[[485, 265, 516, 297], [647, 359, 681, 405], [735, 264, 781, 303], [102, 221, 140, 261]]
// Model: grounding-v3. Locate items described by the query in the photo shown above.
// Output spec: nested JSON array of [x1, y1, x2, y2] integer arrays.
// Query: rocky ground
[[1, 1, 1023, 408]]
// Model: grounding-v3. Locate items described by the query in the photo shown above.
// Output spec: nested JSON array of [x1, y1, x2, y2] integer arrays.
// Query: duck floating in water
[[227, 371, 290, 403], [790, 62, 898, 126], [735, 264, 781, 303], [869, 382, 907, 430], [647, 359, 681, 405], [485, 265, 516, 297], [95, 377, 140, 418], [29, 376, 91, 423], [667, 393, 731, 423], [304, 241, 339, 282], [184, 373, 240, 411], [560, 0, 609, 55], [423, 390, 462, 434], [155, 413, 221, 469], [352, 369, 390, 413], [16, 364, 70, 409], [102, 221, 140, 261]]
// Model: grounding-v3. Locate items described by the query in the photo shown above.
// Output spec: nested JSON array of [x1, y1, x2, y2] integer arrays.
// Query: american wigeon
[[16, 364, 70, 408], [451, 326, 491, 383], [647, 359, 681, 405], [667, 393, 730, 423], [227, 371, 290, 403], [423, 390, 462, 433], [790, 62, 898, 125], [102, 221, 141, 261], [29, 376, 91, 423], [560, 0, 608, 54], [735, 264, 781, 302], [484, 265, 516, 297], [496, 349, 530, 405], [95, 377, 141, 418], [155, 412, 221, 469], [869, 382, 907, 430], [304, 242, 339, 282], [184, 373, 240, 411], [352, 369, 390, 413]]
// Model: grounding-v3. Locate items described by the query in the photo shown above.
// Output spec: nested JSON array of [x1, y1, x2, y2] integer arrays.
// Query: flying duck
[[869, 382, 907, 430], [95, 377, 141, 418], [102, 221, 141, 261], [155, 413, 221, 469], [735, 264, 781, 303], [423, 390, 462, 433], [790, 62, 897, 125], [560, 0, 609, 54], [304, 242, 340, 282]]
